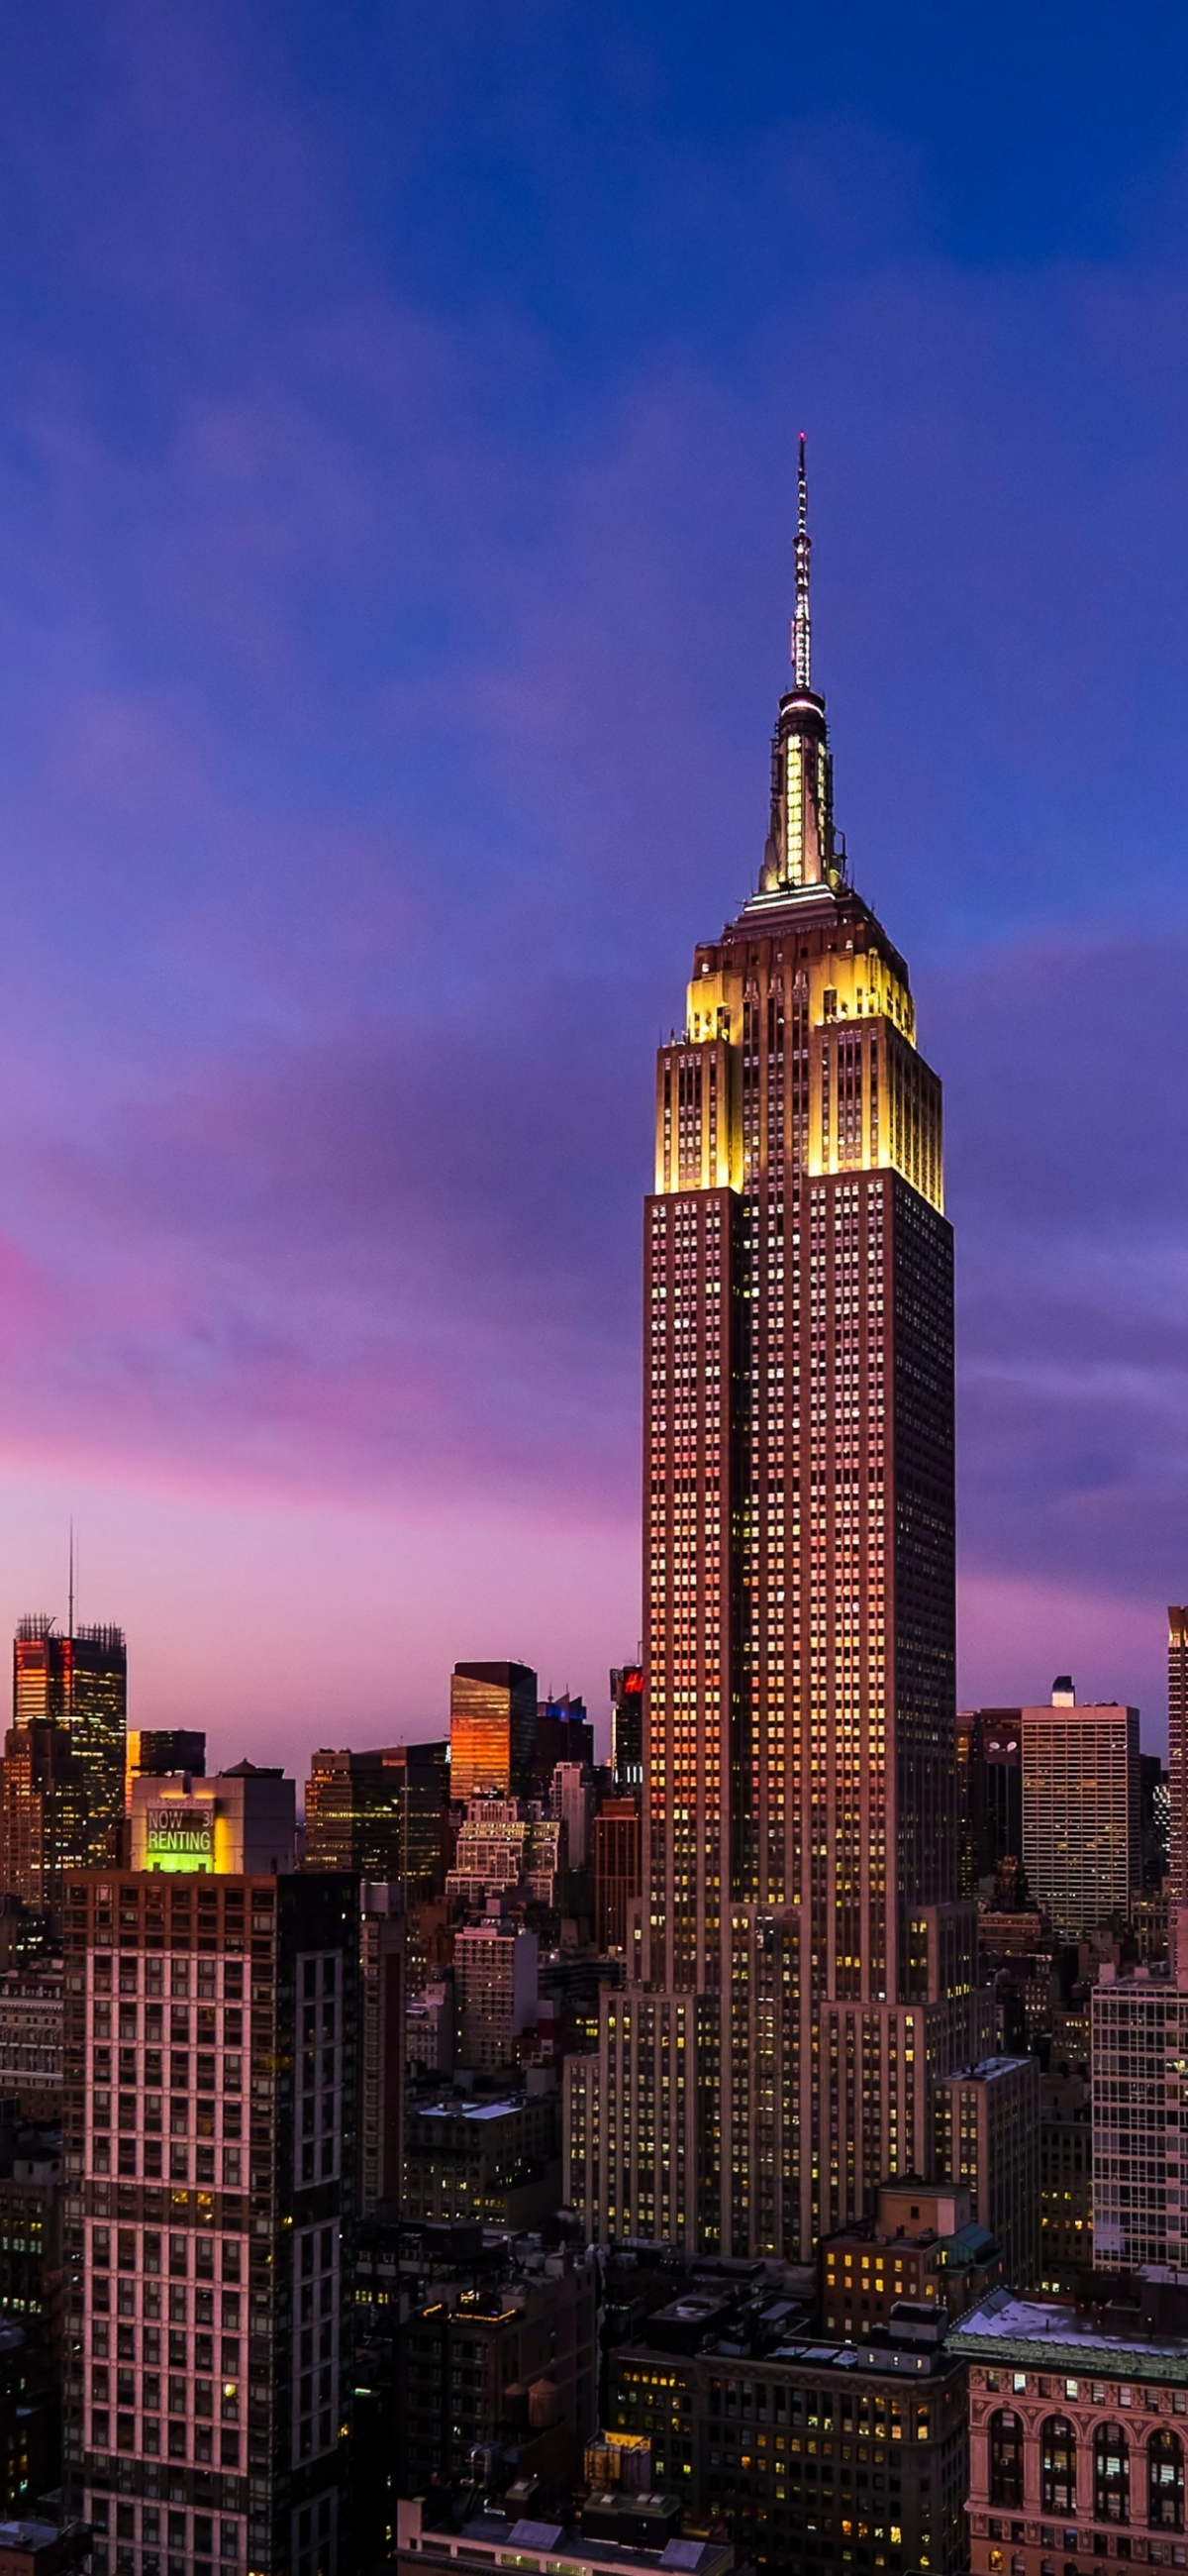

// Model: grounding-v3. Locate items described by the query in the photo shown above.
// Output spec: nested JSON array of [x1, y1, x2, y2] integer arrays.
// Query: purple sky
[[0, 2, 1186, 1766]]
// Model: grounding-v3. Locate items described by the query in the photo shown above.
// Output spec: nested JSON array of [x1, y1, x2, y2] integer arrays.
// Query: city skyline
[[0, 9, 1186, 1764]]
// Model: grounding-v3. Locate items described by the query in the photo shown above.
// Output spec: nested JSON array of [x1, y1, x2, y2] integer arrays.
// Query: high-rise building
[[0, 1719, 87, 1914], [130, 1764, 297, 1877], [1039, 2067, 1091, 2293], [592, 1799, 641, 1955], [549, 1760, 592, 1869], [0, 1959, 63, 2117], [444, 1800, 562, 1915], [931, 2055, 1040, 2289], [453, 1914, 539, 2071], [358, 1884, 404, 2217], [1140, 1752, 1172, 1893], [1020, 1682, 1139, 1935], [610, 1667, 644, 1793], [448, 1664, 537, 1802], [1092, 1942, 1188, 2271], [564, 442, 987, 2258], [1170, 1608, 1188, 1902], [1, 1617, 128, 1912], [14, 1617, 127, 1868], [956, 1709, 1023, 1892], [59, 1837, 359, 2576], [533, 1695, 594, 1793], [304, 1743, 446, 1892]]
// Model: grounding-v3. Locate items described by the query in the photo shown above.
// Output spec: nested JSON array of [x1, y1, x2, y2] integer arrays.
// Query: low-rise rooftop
[[950, 2287, 1188, 2378]]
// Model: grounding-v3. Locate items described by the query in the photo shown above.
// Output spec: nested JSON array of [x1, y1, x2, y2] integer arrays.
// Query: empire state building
[[565, 445, 990, 2257]]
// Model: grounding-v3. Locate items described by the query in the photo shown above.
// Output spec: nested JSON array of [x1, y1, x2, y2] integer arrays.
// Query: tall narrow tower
[[565, 445, 988, 2257]]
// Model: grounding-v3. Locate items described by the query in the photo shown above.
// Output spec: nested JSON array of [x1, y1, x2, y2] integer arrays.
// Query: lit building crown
[[759, 433, 844, 900]]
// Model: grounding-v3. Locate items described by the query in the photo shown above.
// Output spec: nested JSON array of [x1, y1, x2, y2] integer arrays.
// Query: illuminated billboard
[[144, 1803, 214, 1873]]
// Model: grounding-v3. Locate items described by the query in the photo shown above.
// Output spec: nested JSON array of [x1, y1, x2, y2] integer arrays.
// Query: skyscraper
[[955, 1708, 1024, 1894], [1020, 1681, 1139, 1935], [0, 1616, 127, 1916], [610, 1666, 644, 1793], [304, 1743, 446, 1891], [9, 1614, 127, 1874], [1170, 1607, 1188, 1902], [59, 1816, 358, 2576], [565, 443, 987, 2257], [1092, 1951, 1188, 2271], [448, 1663, 537, 1801]]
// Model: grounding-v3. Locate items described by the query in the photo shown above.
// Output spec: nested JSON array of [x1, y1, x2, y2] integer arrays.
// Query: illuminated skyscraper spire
[[760, 429, 834, 895], [792, 430, 812, 688]]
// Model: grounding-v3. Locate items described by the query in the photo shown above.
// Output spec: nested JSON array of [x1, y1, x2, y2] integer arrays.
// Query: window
[[1150, 2429, 1185, 2531], [1040, 2418, 1076, 2516], [1095, 2422, 1130, 2524], [990, 2412, 1025, 2511]]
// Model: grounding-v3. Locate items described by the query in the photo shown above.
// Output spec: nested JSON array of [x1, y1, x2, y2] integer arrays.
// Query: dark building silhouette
[[592, 1797, 641, 1954], [610, 1665, 644, 1792], [956, 1708, 1024, 1890], [128, 1729, 206, 1788], [533, 1693, 594, 1792], [304, 1742, 446, 1892], [1140, 1748, 1171, 1892]]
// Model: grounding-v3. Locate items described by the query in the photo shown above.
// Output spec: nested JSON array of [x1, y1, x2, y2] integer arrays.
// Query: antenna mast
[[792, 431, 812, 690]]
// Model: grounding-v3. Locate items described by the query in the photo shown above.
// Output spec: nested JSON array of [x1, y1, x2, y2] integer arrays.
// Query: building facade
[[957, 1712, 1024, 1895], [453, 1919, 539, 2073], [609, 2306, 969, 2576], [126, 1736, 207, 1815], [15, 1618, 127, 1866], [58, 1862, 359, 2576], [821, 2179, 1004, 2335], [932, 2057, 1040, 2292], [359, 1886, 404, 2217], [1170, 1610, 1188, 1908], [1092, 1957, 1188, 2271], [0, 1963, 63, 2117], [0, 1721, 87, 1918], [0, 1618, 128, 1915], [449, 1667, 537, 1803], [592, 1801, 641, 1955], [393, 2243, 597, 2498], [610, 1668, 644, 1794], [304, 1744, 446, 1893], [446, 1803, 562, 1914], [403, 2087, 560, 2229], [955, 2281, 1188, 2576], [564, 443, 987, 2259], [1020, 1687, 1140, 1937], [1039, 2072, 1092, 2295]]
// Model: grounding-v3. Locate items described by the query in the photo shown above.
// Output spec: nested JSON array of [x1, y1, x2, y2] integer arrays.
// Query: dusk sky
[[1, 2, 1187, 1769]]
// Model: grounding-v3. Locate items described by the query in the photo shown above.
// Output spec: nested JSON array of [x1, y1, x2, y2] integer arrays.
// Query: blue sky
[[0, 0, 1185, 1758]]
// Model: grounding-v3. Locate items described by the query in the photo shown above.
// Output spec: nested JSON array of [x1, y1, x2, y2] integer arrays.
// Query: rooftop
[[949, 2290, 1188, 2377], [941, 2056, 1034, 2083], [412, 2506, 735, 2576], [414, 2096, 525, 2124]]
